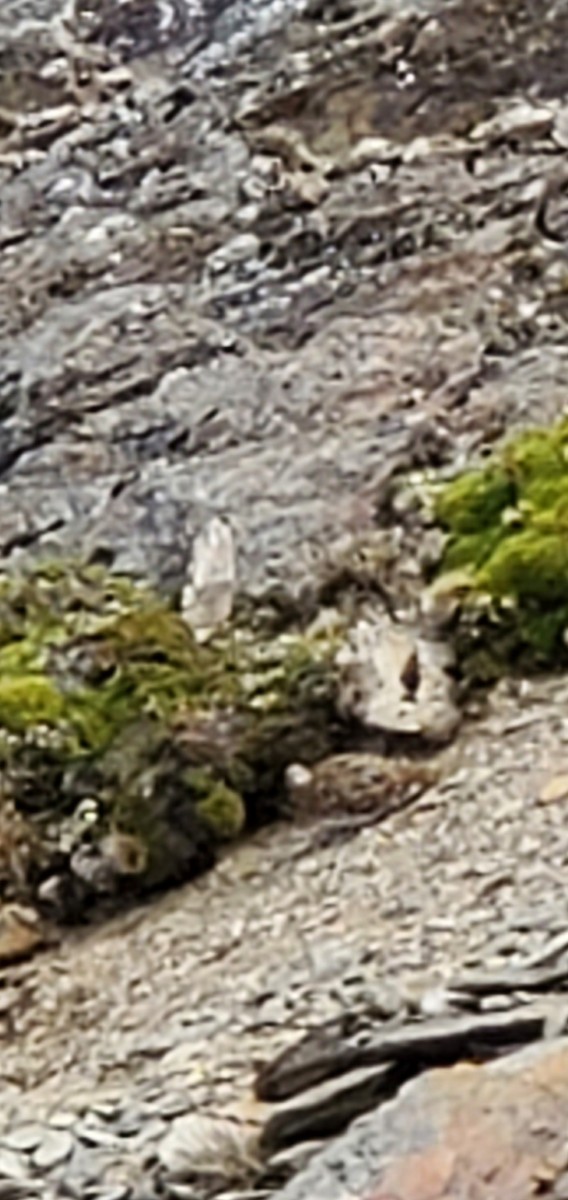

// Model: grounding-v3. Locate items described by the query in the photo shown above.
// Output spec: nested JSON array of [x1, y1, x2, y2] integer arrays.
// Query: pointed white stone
[[181, 517, 236, 641]]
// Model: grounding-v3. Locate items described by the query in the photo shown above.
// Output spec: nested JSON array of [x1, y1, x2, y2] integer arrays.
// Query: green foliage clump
[[190, 770, 246, 840], [0, 560, 340, 919], [434, 467, 515, 536], [0, 675, 64, 731], [431, 417, 568, 672]]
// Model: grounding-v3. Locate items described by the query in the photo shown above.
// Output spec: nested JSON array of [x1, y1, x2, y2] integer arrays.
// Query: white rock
[[285, 762, 314, 809], [1, 1126, 44, 1153], [553, 105, 568, 148], [336, 615, 459, 742], [158, 1113, 260, 1181], [0, 1147, 29, 1180], [469, 100, 555, 143], [32, 1129, 74, 1169], [181, 517, 236, 641], [419, 988, 462, 1017], [208, 233, 260, 273]]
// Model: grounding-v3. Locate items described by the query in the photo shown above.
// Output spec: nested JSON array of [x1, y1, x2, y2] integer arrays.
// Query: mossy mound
[[0, 561, 340, 922], [430, 417, 568, 676]]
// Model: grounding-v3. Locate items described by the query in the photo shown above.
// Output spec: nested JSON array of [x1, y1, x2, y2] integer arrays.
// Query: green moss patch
[[0, 561, 340, 921], [431, 417, 568, 673]]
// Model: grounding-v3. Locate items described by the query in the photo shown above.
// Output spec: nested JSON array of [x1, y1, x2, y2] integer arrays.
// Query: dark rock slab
[[259, 1064, 409, 1154], [255, 1003, 553, 1101]]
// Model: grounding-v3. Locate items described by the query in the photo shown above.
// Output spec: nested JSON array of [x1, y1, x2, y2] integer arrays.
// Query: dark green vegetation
[[0, 563, 339, 921], [431, 417, 568, 677]]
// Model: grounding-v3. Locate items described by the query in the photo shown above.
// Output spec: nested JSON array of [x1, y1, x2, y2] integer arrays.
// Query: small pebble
[[33, 1129, 74, 1169], [1, 1125, 45, 1153]]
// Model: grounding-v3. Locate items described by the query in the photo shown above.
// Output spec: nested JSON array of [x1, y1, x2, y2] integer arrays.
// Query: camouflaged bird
[[285, 753, 440, 822]]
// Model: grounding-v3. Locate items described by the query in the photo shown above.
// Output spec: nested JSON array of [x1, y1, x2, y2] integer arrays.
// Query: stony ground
[[4, 0, 568, 1195], [2, 672, 568, 1196]]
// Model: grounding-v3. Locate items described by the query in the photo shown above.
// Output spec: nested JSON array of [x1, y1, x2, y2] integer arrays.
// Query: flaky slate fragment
[[260, 1063, 412, 1155], [450, 963, 568, 997], [255, 1003, 555, 1101], [271, 1038, 568, 1200]]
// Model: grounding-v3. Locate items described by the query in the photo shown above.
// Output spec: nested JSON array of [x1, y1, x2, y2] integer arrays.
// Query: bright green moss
[[432, 416, 568, 671], [501, 425, 568, 486], [441, 528, 504, 572], [184, 765, 246, 839], [477, 531, 568, 604], [0, 560, 150, 644], [0, 675, 65, 731], [194, 780, 246, 840], [434, 467, 515, 536]]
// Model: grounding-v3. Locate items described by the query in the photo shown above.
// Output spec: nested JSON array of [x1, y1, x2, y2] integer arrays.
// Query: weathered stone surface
[[272, 1038, 568, 1200], [337, 617, 460, 743], [181, 517, 236, 641], [2, 0, 568, 602]]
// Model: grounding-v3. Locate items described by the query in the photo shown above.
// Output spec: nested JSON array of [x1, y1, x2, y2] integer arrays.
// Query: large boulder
[[272, 1037, 568, 1200]]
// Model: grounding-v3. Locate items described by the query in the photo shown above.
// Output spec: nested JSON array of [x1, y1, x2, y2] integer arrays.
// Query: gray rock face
[[2, 0, 568, 597]]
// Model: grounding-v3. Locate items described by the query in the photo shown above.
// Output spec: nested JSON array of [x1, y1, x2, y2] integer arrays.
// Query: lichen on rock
[[426, 417, 568, 675]]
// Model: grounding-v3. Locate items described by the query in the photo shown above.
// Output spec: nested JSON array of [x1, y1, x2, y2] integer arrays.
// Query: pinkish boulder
[[273, 1038, 568, 1200]]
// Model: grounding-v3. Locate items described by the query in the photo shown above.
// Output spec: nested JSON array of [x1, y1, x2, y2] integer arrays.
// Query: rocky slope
[[2, 0, 568, 594], [2, 676, 568, 1198], [3, 0, 568, 1197]]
